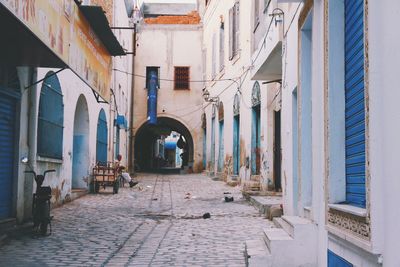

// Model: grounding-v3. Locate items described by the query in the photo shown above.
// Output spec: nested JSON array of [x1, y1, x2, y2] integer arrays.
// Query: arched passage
[[72, 95, 90, 189], [134, 117, 194, 172]]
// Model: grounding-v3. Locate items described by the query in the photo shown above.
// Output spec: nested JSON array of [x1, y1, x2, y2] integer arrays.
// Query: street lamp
[[202, 88, 219, 104]]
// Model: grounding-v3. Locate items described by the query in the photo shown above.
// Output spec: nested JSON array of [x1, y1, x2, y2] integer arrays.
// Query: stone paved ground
[[0, 173, 274, 267]]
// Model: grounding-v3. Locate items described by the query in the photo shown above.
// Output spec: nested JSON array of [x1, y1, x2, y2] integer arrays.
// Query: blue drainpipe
[[147, 71, 158, 125]]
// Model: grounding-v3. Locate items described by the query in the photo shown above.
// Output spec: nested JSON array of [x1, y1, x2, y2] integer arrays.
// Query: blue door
[[218, 120, 224, 172], [0, 90, 18, 219], [96, 109, 108, 164], [345, 0, 365, 208], [233, 115, 240, 175], [328, 250, 353, 267]]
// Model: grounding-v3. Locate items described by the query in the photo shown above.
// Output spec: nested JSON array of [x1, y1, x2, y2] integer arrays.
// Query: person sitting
[[115, 155, 138, 188], [117, 165, 138, 188]]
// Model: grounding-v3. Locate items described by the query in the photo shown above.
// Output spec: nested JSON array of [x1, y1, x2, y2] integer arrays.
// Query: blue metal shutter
[[37, 72, 64, 159], [0, 92, 17, 219], [328, 250, 353, 267], [96, 109, 108, 164], [345, 0, 366, 208]]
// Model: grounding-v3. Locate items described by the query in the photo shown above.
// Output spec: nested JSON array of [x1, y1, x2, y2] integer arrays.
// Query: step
[[71, 189, 88, 201], [247, 195, 282, 219], [281, 215, 314, 239], [244, 239, 272, 267], [273, 217, 293, 237], [263, 228, 293, 253]]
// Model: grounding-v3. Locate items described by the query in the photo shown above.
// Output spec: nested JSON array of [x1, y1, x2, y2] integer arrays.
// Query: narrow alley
[[0, 174, 273, 267]]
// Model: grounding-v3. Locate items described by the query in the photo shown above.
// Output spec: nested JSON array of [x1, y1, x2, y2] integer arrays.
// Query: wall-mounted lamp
[[202, 88, 219, 104]]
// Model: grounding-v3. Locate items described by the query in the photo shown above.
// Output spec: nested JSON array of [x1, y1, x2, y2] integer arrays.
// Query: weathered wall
[[14, 0, 132, 221]]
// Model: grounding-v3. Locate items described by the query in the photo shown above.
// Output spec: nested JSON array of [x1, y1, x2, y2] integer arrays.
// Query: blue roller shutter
[[345, 0, 366, 208], [328, 250, 353, 267], [0, 91, 17, 219], [96, 109, 108, 164]]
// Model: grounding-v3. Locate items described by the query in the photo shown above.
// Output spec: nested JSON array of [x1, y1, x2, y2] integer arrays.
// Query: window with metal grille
[[37, 71, 64, 159], [174, 67, 190, 90], [219, 22, 225, 72]]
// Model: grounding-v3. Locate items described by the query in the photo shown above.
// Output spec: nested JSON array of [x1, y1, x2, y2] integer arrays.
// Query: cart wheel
[[95, 182, 100, 193], [113, 180, 119, 194]]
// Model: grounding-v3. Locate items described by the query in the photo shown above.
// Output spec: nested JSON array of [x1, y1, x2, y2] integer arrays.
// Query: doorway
[[72, 95, 90, 189], [274, 110, 282, 191]]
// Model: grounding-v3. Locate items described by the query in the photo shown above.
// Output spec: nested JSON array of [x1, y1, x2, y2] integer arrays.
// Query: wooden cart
[[92, 162, 121, 194]]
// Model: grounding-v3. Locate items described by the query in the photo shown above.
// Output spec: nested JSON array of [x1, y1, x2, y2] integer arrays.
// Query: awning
[[79, 6, 126, 56], [115, 115, 128, 129], [165, 141, 177, 150], [0, 5, 66, 67]]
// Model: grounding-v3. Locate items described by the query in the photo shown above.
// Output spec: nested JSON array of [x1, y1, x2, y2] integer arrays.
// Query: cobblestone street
[[0, 174, 274, 267]]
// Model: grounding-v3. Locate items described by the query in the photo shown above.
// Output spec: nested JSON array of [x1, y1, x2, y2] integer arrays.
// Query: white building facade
[[203, 0, 400, 266]]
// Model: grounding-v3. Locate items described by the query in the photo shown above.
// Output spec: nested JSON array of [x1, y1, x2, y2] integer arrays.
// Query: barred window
[[174, 67, 190, 90]]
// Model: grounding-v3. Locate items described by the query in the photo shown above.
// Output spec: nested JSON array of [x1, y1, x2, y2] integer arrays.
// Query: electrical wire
[[113, 68, 241, 84]]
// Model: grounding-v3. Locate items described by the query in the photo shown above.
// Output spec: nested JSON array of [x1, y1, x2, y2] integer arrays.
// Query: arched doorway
[[251, 81, 261, 175], [217, 102, 224, 173], [134, 116, 194, 173], [96, 109, 108, 164], [233, 93, 240, 175], [72, 95, 90, 189]]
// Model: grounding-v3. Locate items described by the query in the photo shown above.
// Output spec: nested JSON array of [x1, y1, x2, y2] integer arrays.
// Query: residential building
[[132, 2, 204, 173]]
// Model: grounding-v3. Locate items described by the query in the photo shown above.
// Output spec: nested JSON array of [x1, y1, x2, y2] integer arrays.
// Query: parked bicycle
[[22, 157, 55, 235]]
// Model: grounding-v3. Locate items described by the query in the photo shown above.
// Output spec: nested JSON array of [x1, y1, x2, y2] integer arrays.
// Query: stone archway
[[134, 116, 194, 172]]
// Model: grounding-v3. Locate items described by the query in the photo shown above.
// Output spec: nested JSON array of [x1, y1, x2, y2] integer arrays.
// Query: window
[[219, 22, 225, 72], [146, 67, 160, 89], [212, 33, 217, 79], [174, 67, 190, 90], [37, 71, 64, 159], [229, 1, 240, 60]]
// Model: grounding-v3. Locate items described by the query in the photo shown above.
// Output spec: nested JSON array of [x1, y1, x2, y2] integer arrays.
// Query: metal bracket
[[24, 68, 67, 90]]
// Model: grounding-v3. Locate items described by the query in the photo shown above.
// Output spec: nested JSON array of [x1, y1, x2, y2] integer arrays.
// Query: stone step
[[281, 215, 314, 239], [244, 239, 272, 267], [70, 189, 88, 201], [246, 195, 282, 219], [273, 217, 293, 237], [263, 228, 293, 253]]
